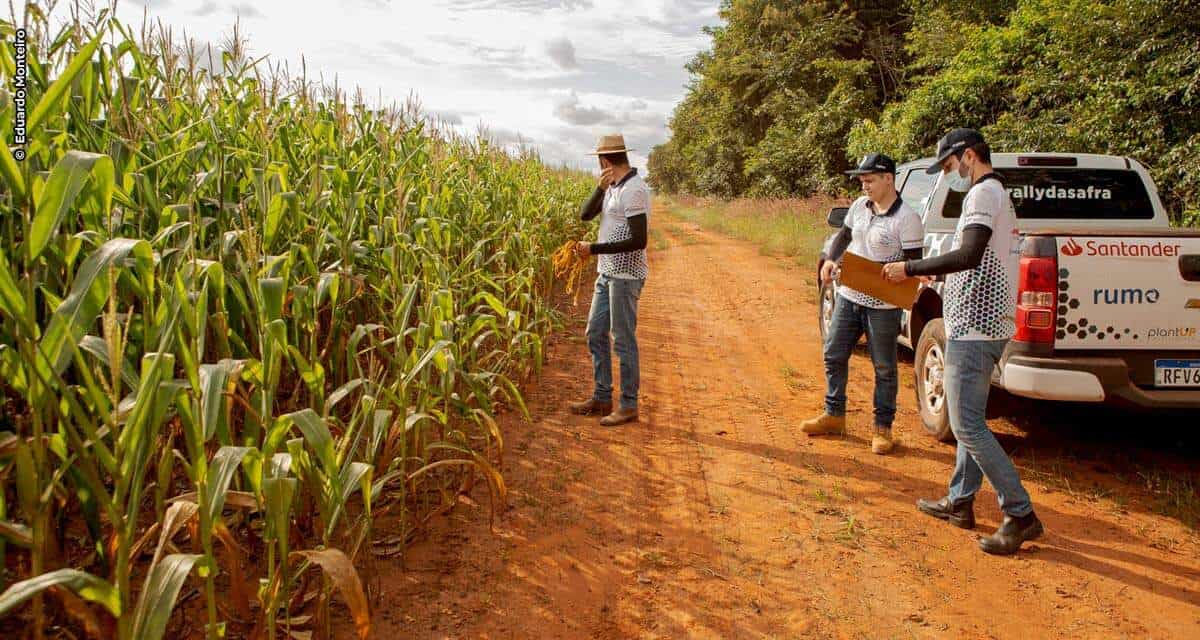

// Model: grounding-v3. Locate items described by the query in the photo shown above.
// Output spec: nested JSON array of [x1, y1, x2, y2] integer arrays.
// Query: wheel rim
[[821, 286, 835, 336], [922, 343, 946, 416]]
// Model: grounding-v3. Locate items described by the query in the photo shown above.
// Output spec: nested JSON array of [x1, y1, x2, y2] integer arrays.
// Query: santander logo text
[[1060, 238, 1181, 258]]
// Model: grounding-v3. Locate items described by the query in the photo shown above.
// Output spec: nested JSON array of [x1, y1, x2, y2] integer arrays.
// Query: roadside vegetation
[[664, 195, 841, 264], [648, 0, 1200, 224]]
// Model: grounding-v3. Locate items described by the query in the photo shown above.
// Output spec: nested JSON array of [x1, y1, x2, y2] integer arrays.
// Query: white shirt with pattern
[[597, 169, 650, 279], [837, 195, 924, 309], [944, 178, 1021, 341]]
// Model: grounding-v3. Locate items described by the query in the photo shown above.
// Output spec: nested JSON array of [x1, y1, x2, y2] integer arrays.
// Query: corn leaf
[[198, 359, 244, 442], [29, 150, 114, 262], [0, 569, 120, 618], [0, 139, 25, 204], [26, 31, 104, 134], [204, 446, 253, 524], [149, 500, 198, 569], [38, 238, 153, 376], [290, 549, 370, 639], [129, 553, 201, 640]]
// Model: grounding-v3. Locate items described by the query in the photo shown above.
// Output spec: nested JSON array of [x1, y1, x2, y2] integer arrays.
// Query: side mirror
[[826, 206, 849, 228]]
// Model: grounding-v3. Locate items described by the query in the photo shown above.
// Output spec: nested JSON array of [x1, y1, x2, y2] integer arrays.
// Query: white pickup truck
[[818, 153, 1200, 441]]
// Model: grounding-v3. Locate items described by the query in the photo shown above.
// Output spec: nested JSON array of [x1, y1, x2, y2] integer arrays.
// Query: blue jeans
[[945, 339, 1034, 517], [823, 296, 902, 428], [587, 275, 644, 410]]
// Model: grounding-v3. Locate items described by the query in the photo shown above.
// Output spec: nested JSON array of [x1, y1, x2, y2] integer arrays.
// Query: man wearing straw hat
[[569, 134, 650, 426]]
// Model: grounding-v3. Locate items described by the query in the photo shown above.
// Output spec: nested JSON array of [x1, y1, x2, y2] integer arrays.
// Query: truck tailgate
[[1054, 236, 1200, 350]]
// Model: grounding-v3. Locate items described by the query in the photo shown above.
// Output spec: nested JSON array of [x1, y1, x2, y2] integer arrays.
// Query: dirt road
[[366, 206, 1200, 639]]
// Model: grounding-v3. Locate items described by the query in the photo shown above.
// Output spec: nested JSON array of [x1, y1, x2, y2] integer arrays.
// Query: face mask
[[945, 157, 972, 192]]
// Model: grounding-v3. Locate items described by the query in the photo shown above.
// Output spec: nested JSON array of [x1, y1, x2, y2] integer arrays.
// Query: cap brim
[[586, 148, 635, 155], [924, 154, 951, 174], [845, 168, 888, 176]]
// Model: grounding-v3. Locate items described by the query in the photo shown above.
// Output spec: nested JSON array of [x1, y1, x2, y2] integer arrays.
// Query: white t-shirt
[[944, 177, 1021, 341], [597, 170, 650, 279], [837, 195, 924, 309]]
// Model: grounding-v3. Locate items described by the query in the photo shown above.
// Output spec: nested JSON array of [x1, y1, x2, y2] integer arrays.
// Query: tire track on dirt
[[651, 221, 835, 636]]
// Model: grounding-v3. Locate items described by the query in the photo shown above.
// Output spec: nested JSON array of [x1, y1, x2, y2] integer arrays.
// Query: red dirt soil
[[356, 205, 1200, 639]]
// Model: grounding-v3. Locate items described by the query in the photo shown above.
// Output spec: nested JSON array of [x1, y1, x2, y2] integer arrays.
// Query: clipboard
[[837, 251, 920, 310]]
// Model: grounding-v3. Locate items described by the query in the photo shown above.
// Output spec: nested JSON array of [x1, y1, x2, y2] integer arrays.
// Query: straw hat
[[587, 133, 635, 155]]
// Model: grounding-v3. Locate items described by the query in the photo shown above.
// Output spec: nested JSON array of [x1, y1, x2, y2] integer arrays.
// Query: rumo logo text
[[1092, 288, 1160, 305]]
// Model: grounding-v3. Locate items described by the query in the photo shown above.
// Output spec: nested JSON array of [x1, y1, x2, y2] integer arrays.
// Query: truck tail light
[[1015, 254, 1058, 344]]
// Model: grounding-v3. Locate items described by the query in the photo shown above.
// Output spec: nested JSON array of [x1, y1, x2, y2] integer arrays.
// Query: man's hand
[[819, 260, 838, 285], [882, 262, 909, 283], [574, 241, 591, 259], [599, 167, 614, 190]]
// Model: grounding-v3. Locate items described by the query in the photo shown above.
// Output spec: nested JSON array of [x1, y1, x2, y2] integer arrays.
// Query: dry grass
[[663, 194, 848, 264]]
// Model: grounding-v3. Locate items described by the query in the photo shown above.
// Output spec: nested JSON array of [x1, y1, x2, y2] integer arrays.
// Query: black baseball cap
[[926, 128, 986, 174], [845, 153, 896, 176]]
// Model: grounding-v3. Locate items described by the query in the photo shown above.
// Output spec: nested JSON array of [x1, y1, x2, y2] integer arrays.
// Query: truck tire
[[818, 280, 836, 343], [914, 318, 953, 442]]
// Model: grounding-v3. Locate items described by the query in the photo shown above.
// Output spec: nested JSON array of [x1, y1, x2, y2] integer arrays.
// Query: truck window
[[941, 169, 1154, 220], [899, 169, 936, 213]]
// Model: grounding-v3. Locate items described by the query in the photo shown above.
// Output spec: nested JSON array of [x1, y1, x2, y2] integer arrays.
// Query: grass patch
[[649, 225, 670, 250], [1025, 453, 1199, 532], [781, 365, 814, 392], [663, 194, 843, 265], [1138, 468, 1200, 530]]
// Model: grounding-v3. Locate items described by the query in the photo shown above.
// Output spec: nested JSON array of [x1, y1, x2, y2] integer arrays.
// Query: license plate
[[1154, 359, 1200, 387]]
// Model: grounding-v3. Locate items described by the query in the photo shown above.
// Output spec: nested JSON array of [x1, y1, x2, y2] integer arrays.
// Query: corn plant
[[0, 4, 589, 638]]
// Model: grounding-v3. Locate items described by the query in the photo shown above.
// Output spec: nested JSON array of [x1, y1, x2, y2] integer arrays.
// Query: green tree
[[851, 0, 1200, 221], [651, 0, 911, 197]]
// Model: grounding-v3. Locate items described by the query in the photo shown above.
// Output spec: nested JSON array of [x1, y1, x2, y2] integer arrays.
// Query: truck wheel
[[915, 318, 953, 442], [819, 280, 836, 343]]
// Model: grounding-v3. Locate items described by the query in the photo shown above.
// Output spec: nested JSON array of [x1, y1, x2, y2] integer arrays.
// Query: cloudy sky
[[92, 0, 722, 172]]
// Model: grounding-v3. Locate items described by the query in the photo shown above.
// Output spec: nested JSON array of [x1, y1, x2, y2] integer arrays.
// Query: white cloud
[[229, 3, 263, 18], [544, 37, 578, 70], [553, 91, 611, 126], [93, 0, 720, 171], [192, 1, 219, 16]]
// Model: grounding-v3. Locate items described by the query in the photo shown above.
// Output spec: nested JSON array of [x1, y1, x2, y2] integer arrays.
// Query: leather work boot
[[568, 398, 612, 416], [916, 496, 976, 529], [599, 406, 638, 426], [979, 511, 1044, 555], [871, 427, 895, 455], [799, 413, 846, 436]]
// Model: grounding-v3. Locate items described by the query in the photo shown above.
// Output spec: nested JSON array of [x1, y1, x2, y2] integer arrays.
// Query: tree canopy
[[648, 0, 1200, 223]]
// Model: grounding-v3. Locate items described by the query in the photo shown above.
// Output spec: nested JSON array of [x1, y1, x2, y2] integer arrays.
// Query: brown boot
[[569, 398, 612, 416], [799, 413, 846, 436], [599, 406, 638, 426], [871, 427, 895, 455]]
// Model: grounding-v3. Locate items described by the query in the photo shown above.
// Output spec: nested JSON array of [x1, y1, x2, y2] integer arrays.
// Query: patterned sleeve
[[844, 196, 867, 229], [962, 187, 999, 229], [623, 185, 649, 217], [899, 205, 925, 249]]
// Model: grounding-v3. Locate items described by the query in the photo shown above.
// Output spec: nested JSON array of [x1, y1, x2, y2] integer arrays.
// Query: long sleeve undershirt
[[580, 187, 604, 221], [579, 182, 648, 255], [904, 225, 992, 277], [589, 215, 648, 254]]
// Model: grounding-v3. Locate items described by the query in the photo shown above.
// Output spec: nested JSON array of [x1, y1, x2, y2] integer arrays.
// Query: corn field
[[0, 6, 590, 639]]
